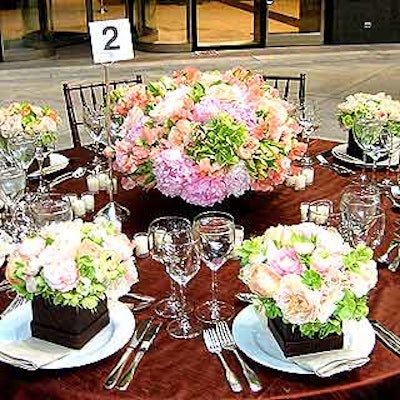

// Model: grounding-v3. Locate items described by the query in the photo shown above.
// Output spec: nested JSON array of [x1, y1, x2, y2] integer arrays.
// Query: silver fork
[[0, 295, 27, 319], [216, 321, 262, 392], [316, 154, 355, 175], [376, 240, 399, 265], [203, 328, 242, 393]]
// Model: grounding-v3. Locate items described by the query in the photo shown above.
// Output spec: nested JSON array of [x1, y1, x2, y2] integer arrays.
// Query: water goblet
[[162, 237, 202, 339], [148, 216, 193, 319], [378, 127, 400, 188], [30, 193, 73, 228], [7, 135, 36, 172], [353, 118, 390, 184], [34, 139, 55, 193], [193, 211, 235, 324]]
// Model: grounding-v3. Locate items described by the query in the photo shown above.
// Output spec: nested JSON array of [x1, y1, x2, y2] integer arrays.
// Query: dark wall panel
[[325, 0, 400, 44]]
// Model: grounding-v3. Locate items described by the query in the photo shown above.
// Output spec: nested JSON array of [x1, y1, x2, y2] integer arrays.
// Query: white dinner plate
[[28, 153, 70, 178], [232, 305, 375, 375], [0, 301, 135, 369], [331, 143, 399, 168]]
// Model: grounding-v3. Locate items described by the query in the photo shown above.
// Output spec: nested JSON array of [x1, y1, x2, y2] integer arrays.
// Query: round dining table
[[0, 139, 399, 399]]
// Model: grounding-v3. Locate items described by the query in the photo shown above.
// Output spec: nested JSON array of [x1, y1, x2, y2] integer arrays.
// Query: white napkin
[[289, 349, 369, 377], [0, 338, 72, 370]]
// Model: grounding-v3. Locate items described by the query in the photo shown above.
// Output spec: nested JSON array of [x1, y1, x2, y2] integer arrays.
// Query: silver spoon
[[48, 167, 87, 189]]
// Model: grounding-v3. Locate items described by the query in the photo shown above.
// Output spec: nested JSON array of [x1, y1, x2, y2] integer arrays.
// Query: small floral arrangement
[[109, 67, 304, 207], [237, 223, 378, 339], [0, 102, 60, 148], [5, 219, 138, 310], [337, 92, 400, 135]]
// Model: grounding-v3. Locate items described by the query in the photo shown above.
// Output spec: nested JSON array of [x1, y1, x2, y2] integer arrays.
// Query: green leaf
[[301, 269, 322, 290], [343, 244, 373, 273]]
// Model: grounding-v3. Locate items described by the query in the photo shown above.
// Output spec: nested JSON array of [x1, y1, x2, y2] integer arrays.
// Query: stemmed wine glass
[[82, 105, 106, 172], [148, 216, 193, 319], [0, 164, 27, 237], [161, 231, 202, 339], [34, 137, 55, 193], [296, 101, 320, 165], [353, 118, 390, 184], [193, 211, 235, 324], [6, 135, 36, 173], [378, 126, 400, 188]]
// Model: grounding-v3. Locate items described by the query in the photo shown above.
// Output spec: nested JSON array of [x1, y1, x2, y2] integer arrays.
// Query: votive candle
[[86, 175, 100, 193], [134, 232, 149, 258]]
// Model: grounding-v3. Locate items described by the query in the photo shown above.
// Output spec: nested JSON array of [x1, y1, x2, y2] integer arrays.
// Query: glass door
[[266, 0, 323, 46], [193, 0, 264, 49]]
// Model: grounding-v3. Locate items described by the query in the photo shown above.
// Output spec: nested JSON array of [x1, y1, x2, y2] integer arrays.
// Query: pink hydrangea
[[181, 174, 227, 207], [223, 162, 251, 197], [153, 149, 196, 197]]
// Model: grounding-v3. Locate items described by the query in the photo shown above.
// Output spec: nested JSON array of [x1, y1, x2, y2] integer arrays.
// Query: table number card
[[89, 18, 134, 64]]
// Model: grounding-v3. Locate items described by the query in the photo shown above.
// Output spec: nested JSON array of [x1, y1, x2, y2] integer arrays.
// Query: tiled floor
[[0, 43, 399, 150]]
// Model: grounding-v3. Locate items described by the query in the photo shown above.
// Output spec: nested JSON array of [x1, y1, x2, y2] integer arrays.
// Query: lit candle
[[285, 175, 297, 188], [234, 225, 245, 247], [294, 174, 306, 191], [81, 192, 95, 213], [300, 202, 310, 222], [72, 198, 86, 217], [86, 175, 99, 193], [134, 232, 149, 258], [302, 167, 314, 186]]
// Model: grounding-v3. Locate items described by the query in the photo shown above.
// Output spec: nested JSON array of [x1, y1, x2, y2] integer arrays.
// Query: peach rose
[[274, 274, 321, 325], [77, 238, 103, 260], [247, 263, 281, 297]]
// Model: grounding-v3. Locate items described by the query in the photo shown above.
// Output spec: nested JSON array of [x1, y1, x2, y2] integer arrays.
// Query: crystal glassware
[[148, 216, 193, 319], [353, 118, 390, 184], [163, 236, 202, 339], [296, 100, 320, 165], [30, 193, 73, 228], [7, 135, 36, 172], [193, 211, 235, 324], [34, 139, 55, 193], [378, 127, 400, 188]]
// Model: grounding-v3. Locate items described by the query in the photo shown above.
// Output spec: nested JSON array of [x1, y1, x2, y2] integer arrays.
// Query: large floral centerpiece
[[110, 67, 304, 207], [0, 102, 60, 148], [237, 223, 377, 355]]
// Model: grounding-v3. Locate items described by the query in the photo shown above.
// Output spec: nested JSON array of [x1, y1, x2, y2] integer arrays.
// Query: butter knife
[[104, 318, 153, 389], [370, 320, 400, 356], [116, 321, 163, 391]]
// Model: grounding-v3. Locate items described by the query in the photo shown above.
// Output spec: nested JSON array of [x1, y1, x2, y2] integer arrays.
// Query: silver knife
[[104, 318, 153, 389], [370, 320, 400, 355], [116, 321, 163, 391]]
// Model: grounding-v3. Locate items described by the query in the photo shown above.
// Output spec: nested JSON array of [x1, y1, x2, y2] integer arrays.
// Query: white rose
[[346, 259, 378, 297]]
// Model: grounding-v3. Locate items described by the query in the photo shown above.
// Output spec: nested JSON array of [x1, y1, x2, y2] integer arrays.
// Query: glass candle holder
[[134, 232, 150, 258]]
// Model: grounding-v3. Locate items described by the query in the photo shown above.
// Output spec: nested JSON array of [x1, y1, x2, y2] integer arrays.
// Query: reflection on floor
[[0, 0, 312, 47]]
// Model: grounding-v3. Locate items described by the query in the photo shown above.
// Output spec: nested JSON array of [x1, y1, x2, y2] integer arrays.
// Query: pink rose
[[268, 248, 303, 276]]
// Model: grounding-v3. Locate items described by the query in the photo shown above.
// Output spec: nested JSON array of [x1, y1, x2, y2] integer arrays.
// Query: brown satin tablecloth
[[1, 140, 399, 399]]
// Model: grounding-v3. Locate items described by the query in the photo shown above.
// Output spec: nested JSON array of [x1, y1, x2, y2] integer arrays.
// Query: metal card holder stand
[[95, 63, 130, 228]]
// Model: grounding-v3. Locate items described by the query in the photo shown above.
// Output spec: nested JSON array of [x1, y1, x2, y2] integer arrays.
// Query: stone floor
[[0, 43, 399, 150]]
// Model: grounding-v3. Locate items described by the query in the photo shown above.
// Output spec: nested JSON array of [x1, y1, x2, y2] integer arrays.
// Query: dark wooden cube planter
[[268, 317, 343, 357], [31, 297, 110, 349]]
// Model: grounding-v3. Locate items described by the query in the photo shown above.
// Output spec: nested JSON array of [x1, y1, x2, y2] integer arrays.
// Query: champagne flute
[[148, 216, 193, 319], [193, 211, 235, 324], [162, 234, 202, 339]]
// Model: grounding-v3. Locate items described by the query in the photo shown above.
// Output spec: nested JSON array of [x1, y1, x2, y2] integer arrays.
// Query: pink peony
[[268, 248, 303, 277], [42, 258, 79, 293]]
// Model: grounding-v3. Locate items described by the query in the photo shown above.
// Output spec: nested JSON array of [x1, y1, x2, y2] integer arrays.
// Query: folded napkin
[[289, 349, 369, 377], [0, 338, 72, 370]]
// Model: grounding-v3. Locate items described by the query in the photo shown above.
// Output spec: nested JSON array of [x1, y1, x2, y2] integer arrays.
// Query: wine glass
[[148, 216, 193, 319], [296, 100, 320, 165], [378, 127, 400, 188], [353, 118, 390, 184], [0, 165, 27, 237], [34, 138, 55, 193], [7, 135, 36, 172], [82, 105, 106, 172], [162, 234, 202, 339], [193, 211, 235, 324]]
